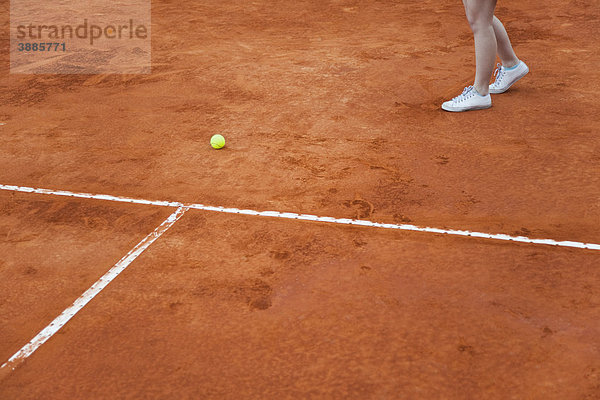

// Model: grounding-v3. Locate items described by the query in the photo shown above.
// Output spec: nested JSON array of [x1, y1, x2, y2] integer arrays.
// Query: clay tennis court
[[1, 0, 599, 398]]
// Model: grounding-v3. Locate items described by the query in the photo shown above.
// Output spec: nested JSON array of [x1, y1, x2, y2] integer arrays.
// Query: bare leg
[[462, 0, 497, 95], [492, 16, 519, 68]]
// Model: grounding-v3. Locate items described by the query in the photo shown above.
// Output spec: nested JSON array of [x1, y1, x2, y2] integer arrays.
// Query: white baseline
[[0, 184, 599, 251]]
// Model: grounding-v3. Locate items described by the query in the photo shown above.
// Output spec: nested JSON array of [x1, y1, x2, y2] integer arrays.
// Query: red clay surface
[[1, 0, 599, 241], [0, 191, 171, 362], [1, 0, 599, 398], [1, 212, 599, 399]]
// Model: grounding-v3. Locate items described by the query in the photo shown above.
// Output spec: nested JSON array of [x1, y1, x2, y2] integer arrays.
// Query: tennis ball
[[210, 134, 225, 149]]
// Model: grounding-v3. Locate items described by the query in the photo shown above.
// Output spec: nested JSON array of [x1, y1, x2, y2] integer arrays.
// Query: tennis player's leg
[[441, 0, 496, 112], [489, 15, 529, 93], [492, 16, 518, 68], [464, 0, 497, 96]]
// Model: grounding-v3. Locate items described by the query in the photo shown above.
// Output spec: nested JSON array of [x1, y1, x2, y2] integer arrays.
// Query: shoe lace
[[492, 63, 504, 84], [452, 86, 474, 102]]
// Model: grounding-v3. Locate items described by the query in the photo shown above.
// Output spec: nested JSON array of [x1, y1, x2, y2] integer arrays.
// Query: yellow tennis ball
[[210, 134, 225, 149]]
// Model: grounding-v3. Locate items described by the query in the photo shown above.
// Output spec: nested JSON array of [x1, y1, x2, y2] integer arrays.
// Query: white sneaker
[[489, 61, 529, 94], [441, 86, 492, 112]]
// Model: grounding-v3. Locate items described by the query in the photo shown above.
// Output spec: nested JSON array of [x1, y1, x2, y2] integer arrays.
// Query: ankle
[[474, 85, 489, 96], [501, 59, 519, 69]]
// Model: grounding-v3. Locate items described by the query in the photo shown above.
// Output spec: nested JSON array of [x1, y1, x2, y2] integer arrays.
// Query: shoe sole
[[489, 65, 530, 94], [441, 103, 492, 112]]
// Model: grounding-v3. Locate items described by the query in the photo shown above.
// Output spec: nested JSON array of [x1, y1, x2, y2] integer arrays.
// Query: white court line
[[0, 206, 188, 372], [1, 183, 599, 251]]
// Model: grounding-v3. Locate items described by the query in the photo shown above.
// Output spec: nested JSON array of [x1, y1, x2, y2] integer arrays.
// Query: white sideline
[[0, 183, 599, 251], [0, 206, 188, 372]]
